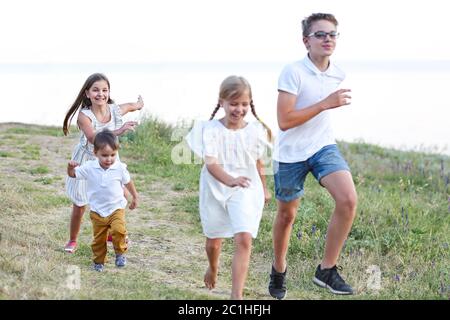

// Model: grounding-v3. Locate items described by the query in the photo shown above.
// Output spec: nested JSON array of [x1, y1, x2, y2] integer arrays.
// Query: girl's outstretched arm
[[77, 113, 96, 144], [119, 95, 144, 116], [205, 156, 251, 188], [112, 121, 138, 136], [78, 111, 137, 142]]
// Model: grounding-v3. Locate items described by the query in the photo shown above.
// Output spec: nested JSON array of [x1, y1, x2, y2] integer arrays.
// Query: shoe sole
[[313, 277, 353, 295], [64, 248, 76, 253], [270, 292, 287, 300], [268, 288, 287, 300]]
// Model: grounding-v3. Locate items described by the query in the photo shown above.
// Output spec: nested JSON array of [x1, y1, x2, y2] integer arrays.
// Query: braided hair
[[209, 103, 221, 120], [250, 101, 272, 142], [210, 75, 272, 142]]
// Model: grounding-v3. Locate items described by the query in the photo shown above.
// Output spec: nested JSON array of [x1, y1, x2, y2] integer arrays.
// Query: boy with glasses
[[269, 13, 357, 299]]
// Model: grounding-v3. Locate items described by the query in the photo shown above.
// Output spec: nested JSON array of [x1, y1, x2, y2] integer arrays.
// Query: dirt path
[[0, 123, 233, 299]]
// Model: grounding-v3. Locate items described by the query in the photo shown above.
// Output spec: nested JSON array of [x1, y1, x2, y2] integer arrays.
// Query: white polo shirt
[[274, 55, 346, 163], [75, 159, 131, 217]]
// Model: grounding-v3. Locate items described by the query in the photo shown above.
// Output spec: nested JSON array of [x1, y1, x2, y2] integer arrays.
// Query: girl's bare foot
[[204, 266, 218, 290]]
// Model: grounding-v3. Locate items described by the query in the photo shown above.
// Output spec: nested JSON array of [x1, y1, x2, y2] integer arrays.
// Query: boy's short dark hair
[[302, 13, 338, 37], [93, 129, 119, 151]]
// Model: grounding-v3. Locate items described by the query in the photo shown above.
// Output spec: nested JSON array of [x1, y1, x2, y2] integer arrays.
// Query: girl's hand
[[68, 160, 79, 169], [135, 95, 144, 111], [67, 160, 80, 177], [228, 176, 251, 188], [264, 189, 272, 206], [129, 196, 138, 210], [119, 121, 138, 135]]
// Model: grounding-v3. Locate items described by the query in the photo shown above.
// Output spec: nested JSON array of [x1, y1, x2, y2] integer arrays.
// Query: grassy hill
[[0, 119, 448, 300]]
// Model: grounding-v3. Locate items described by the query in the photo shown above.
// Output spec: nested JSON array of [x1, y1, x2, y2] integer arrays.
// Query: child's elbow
[[278, 121, 291, 132]]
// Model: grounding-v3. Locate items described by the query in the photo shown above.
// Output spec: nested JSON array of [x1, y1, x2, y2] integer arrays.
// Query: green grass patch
[[0, 151, 16, 158], [5, 125, 63, 137], [30, 166, 50, 175], [20, 144, 40, 160]]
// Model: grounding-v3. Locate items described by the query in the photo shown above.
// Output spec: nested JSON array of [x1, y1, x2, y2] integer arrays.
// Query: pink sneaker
[[107, 235, 129, 243], [64, 240, 77, 253]]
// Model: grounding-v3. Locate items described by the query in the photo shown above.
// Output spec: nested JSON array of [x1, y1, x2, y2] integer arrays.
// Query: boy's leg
[[270, 160, 307, 299], [90, 212, 109, 264], [309, 145, 356, 294], [231, 232, 252, 300], [319, 170, 357, 268], [272, 199, 299, 273], [204, 237, 223, 290], [109, 209, 127, 255]]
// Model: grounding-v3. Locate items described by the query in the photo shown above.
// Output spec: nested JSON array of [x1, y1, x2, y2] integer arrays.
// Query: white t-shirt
[[185, 119, 271, 238], [274, 55, 346, 162], [74, 159, 130, 217]]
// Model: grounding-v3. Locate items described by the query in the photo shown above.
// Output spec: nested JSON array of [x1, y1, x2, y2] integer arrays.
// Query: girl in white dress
[[62, 73, 143, 253], [186, 75, 272, 299]]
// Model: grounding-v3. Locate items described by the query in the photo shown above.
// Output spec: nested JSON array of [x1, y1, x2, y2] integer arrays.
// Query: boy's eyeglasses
[[307, 31, 340, 40]]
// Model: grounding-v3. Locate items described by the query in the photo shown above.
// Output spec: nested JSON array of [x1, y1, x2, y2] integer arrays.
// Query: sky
[[1, 0, 449, 64], [0, 0, 449, 154]]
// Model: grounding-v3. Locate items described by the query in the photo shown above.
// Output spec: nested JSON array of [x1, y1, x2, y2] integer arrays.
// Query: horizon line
[[2, 59, 450, 73]]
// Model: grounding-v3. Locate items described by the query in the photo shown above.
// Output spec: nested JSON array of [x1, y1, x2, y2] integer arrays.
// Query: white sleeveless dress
[[65, 104, 123, 206], [185, 120, 271, 238]]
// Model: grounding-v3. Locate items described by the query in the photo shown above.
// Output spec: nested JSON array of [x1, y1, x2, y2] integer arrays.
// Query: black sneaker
[[268, 265, 287, 300], [313, 265, 354, 295]]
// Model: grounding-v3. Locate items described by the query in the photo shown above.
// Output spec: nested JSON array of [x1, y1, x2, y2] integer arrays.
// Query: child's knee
[[234, 232, 252, 250], [278, 208, 296, 225], [336, 192, 357, 213], [205, 239, 222, 252], [110, 224, 127, 236]]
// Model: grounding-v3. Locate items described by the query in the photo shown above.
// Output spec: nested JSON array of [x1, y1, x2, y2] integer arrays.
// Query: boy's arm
[[256, 159, 271, 205], [277, 89, 351, 131], [124, 180, 139, 210], [67, 161, 79, 178], [119, 95, 144, 116], [205, 156, 250, 188]]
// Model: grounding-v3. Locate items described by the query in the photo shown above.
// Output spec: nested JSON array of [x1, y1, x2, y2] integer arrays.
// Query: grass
[[120, 117, 449, 300], [0, 118, 449, 300]]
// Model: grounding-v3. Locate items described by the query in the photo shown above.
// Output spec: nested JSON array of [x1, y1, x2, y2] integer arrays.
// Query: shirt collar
[[302, 54, 339, 77]]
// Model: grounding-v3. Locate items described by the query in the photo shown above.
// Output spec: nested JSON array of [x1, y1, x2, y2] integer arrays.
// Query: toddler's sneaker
[[64, 240, 77, 253], [93, 263, 104, 272], [115, 254, 127, 268], [312, 264, 354, 295]]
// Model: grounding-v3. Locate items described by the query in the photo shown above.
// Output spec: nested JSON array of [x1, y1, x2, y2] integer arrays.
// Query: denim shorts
[[274, 144, 350, 202]]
